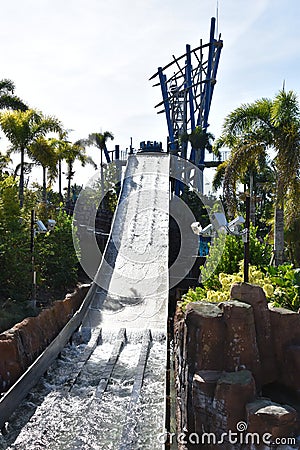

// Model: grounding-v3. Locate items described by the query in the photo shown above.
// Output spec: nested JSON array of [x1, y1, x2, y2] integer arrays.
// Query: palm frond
[[212, 160, 228, 191], [271, 89, 300, 127], [0, 79, 15, 93], [0, 95, 28, 111], [222, 98, 272, 137]]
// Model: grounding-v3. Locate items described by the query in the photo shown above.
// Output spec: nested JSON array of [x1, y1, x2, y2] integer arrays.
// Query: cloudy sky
[[0, 0, 299, 187]]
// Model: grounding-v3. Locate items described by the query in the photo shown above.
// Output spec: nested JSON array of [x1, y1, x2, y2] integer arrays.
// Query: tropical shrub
[[0, 176, 31, 301], [266, 264, 300, 311], [200, 224, 272, 289], [180, 263, 300, 312], [35, 209, 79, 295], [0, 176, 80, 306]]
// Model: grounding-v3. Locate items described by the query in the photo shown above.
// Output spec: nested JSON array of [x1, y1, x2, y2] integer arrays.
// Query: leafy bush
[[0, 176, 31, 301], [266, 264, 300, 310], [0, 174, 79, 305], [35, 209, 79, 295], [200, 225, 272, 288], [180, 263, 300, 312]]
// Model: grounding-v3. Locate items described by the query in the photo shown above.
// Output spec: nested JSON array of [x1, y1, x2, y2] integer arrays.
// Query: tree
[[187, 126, 215, 154], [88, 131, 114, 166], [63, 140, 96, 207], [0, 176, 31, 301], [215, 89, 300, 266], [35, 209, 79, 294], [180, 126, 217, 165], [212, 154, 276, 234], [0, 79, 27, 111], [87, 131, 114, 208], [0, 152, 11, 176], [0, 109, 62, 207], [28, 137, 58, 203], [53, 130, 72, 201]]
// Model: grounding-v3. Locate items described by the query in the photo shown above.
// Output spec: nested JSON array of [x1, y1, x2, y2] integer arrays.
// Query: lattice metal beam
[[150, 17, 223, 193]]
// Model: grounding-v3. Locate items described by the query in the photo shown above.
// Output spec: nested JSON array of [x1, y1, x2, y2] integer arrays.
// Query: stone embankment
[[0, 284, 90, 393], [174, 283, 300, 449]]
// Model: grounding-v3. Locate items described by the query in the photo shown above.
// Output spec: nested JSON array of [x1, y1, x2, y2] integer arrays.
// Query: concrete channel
[[0, 153, 170, 449]]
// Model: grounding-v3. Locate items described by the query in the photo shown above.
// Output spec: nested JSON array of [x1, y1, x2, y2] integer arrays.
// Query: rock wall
[[174, 283, 300, 449], [0, 284, 90, 392]]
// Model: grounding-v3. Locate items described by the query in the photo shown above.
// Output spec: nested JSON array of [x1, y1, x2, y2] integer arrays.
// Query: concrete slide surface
[[83, 152, 170, 334]]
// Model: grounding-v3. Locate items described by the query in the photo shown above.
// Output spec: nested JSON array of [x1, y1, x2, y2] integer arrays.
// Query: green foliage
[[0, 78, 27, 111], [266, 264, 300, 310], [215, 89, 300, 266], [35, 209, 79, 294], [0, 301, 37, 333], [0, 175, 79, 307], [180, 187, 211, 225], [180, 126, 215, 154], [0, 176, 31, 301], [180, 263, 300, 312], [200, 225, 272, 286]]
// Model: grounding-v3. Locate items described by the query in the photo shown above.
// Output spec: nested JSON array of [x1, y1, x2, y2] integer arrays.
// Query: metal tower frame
[[150, 17, 223, 193]]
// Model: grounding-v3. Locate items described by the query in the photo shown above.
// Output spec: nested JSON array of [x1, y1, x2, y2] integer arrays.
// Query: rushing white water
[[0, 330, 166, 450], [0, 153, 170, 449]]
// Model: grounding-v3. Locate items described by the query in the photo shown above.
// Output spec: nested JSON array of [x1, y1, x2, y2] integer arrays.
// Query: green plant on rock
[[180, 262, 300, 312], [266, 264, 300, 310]]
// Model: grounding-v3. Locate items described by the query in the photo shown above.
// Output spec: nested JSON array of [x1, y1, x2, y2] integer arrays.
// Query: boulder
[[212, 370, 256, 436], [0, 332, 24, 391], [12, 317, 44, 366], [0, 284, 90, 392], [246, 398, 298, 440], [269, 305, 300, 387], [231, 283, 277, 385], [192, 370, 222, 434], [284, 345, 300, 391], [222, 300, 261, 388], [185, 302, 225, 372]]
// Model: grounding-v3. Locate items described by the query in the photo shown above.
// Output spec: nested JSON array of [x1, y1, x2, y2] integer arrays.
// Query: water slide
[[0, 153, 170, 449], [83, 152, 170, 332]]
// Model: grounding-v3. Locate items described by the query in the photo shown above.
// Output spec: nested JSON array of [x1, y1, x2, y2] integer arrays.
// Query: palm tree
[[88, 131, 114, 166], [0, 109, 62, 207], [188, 126, 215, 154], [215, 89, 300, 265], [0, 152, 12, 176], [88, 131, 114, 202], [179, 126, 217, 192], [28, 137, 58, 202], [0, 79, 27, 111], [53, 130, 71, 201], [179, 126, 217, 165], [63, 140, 96, 207]]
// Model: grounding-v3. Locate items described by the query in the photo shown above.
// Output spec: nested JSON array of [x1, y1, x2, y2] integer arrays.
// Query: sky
[[0, 0, 299, 189]]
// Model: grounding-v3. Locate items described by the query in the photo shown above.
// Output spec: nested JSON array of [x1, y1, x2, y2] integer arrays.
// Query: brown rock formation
[[231, 283, 277, 385], [269, 304, 300, 391], [185, 302, 225, 372], [0, 284, 90, 392], [212, 370, 256, 436], [174, 283, 300, 448], [193, 370, 222, 435], [247, 398, 298, 440], [222, 300, 261, 388]]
